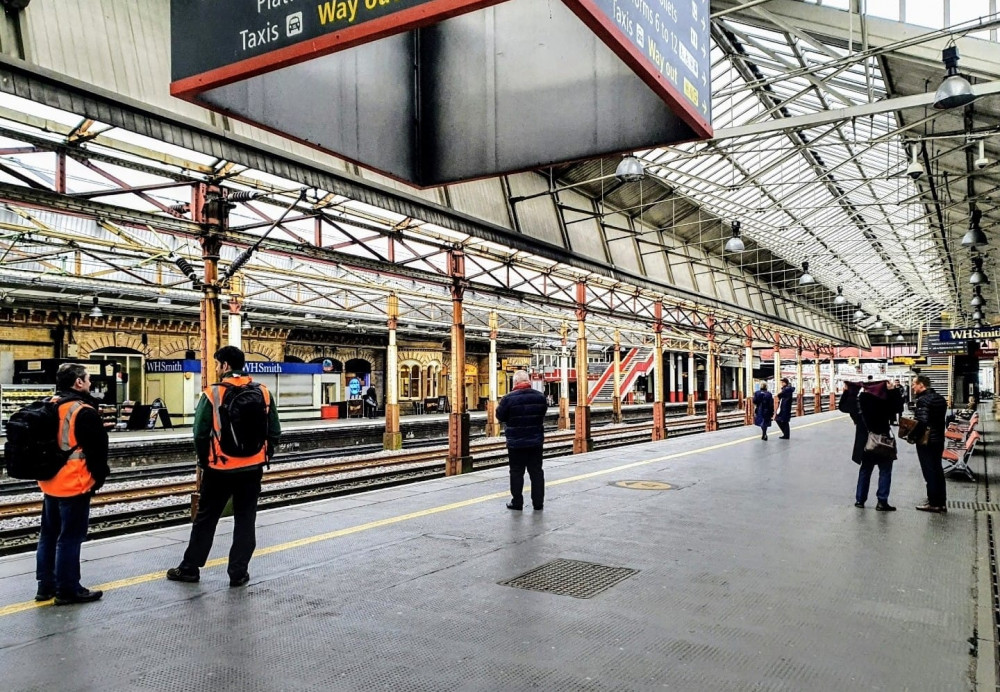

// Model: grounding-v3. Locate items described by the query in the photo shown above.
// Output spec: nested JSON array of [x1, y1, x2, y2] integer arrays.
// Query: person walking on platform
[[908, 375, 948, 513], [364, 386, 378, 419], [496, 369, 548, 511], [167, 346, 281, 587], [775, 377, 794, 440], [34, 363, 110, 605], [842, 380, 896, 511], [753, 383, 774, 440]]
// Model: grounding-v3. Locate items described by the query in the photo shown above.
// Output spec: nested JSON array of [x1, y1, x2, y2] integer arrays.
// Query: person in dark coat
[[841, 380, 897, 511], [363, 386, 378, 419], [908, 375, 948, 513], [496, 370, 548, 511], [774, 377, 794, 439], [753, 383, 774, 441]]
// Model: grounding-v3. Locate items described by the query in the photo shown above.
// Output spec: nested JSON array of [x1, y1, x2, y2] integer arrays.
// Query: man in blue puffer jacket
[[496, 370, 548, 511]]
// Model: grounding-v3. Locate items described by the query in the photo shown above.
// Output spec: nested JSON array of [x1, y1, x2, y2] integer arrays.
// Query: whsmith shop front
[[145, 360, 331, 426]]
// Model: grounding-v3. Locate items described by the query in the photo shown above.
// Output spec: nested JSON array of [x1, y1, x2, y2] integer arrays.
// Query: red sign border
[[170, 0, 713, 140]]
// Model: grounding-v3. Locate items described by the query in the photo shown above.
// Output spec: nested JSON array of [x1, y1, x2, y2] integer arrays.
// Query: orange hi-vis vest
[[38, 397, 94, 497], [205, 375, 272, 471]]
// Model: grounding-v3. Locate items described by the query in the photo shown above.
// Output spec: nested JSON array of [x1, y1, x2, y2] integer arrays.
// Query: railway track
[[0, 412, 747, 555]]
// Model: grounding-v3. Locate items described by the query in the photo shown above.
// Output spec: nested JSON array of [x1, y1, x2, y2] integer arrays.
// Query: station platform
[[0, 410, 988, 690]]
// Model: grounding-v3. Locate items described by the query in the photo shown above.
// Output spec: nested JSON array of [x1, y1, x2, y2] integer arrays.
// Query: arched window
[[426, 365, 437, 399], [400, 365, 411, 399], [410, 365, 421, 400]]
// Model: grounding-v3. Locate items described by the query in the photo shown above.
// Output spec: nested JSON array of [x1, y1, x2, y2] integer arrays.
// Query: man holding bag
[[907, 375, 947, 513]]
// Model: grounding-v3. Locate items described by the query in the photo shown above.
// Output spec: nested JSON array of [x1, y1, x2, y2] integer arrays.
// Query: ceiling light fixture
[[896, 334, 904, 342], [972, 288, 984, 307], [933, 45, 977, 110], [304, 312, 317, 320], [873, 315, 884, 329], [884, 328, 892, 337], [799, 261, 814, 286], [973, 309, 984, 321], [614, 155, 645, 183], [156, 295, 172, 306], [854, 304, 865, 320], [242, 314, 252, 330], [724, 220, 745, 253], [88, 296, 103, 318], [834, 285, 846, 305], [961, 208, 987, 248], [971, 255, 989, 285]]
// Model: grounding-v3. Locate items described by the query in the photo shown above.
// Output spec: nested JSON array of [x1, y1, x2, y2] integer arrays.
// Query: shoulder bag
[[860, 402, 897, 460]]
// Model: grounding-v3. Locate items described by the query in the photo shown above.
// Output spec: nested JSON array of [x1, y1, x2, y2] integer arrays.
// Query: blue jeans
[[856, 461, 893, 504], [36, 493, 91, 595]]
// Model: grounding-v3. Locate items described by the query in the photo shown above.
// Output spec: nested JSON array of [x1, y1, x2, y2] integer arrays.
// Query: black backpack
[[3, 399, 74, 480], [215, 382, 270, 459]]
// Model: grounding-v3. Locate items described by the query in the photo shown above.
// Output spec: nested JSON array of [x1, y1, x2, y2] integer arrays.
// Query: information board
[[171, 0, 498, 91], [939, 327, 1000, 342], [567, 0, 711, 124]]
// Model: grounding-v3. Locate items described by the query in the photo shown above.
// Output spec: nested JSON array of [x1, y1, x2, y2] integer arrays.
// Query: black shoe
[[778, 436, 789, 440], [916, 504, 947, 513], [505, 501, 522, 511], [854, 502, 864, 508], [533, 505, 543, 511], [166, 566, 200, 583], [875, 503, 896, 512], [34, 586, 55, 602], [54, 588, 103, 605], [762, 434, 768, 440], [229, 573, 250, 588]]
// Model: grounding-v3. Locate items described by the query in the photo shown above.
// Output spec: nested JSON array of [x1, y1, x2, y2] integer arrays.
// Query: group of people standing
[[842, 375, 948, 513], [752, 378, 795, 440]]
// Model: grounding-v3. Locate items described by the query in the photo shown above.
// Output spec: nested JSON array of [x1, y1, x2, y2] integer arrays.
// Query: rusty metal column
[[813, 350, 822, 413], [192, 183, 225, 520], [705, 316, 718, 432], [227, 274, 244, 349], [558, 322, 570, 430], [744, 328, 754, 425], [687, 341, 696, 415], [384, 293, 402, 450], [573, 282, 593, 454], [652, 302, 666, 440], [795, 340, 804, 417], [446, 249, 472, 475], [485, 311, 501, 437], [668, 347, 676, 403], [612, 328, 623, 424]]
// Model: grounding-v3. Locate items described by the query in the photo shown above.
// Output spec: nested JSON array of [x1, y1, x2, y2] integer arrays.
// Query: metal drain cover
[[946, 501, 1000, 512], [613, 480, 673, 490], [498, 558, 638, 599]]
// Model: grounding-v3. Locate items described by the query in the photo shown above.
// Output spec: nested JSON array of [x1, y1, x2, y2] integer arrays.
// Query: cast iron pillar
[[705, 316, 718, 432], [813, 350, 822, 413], [485, 311, 501, 437], [446, 249, 472, 475], [573, 281, 593, 454], [227, 273, 244, 349], [687, 341, 696, 415], [795, 339, 805, 417], [192, 183, 227, 519], [652, 302, 666, 440], [384, 293, 402, 450], [558, 321, 570, 430], [772, 334, 781, 391], [827, 350, 836, 410], [744, 327, 754, 426], [612, 328, 623, 424]]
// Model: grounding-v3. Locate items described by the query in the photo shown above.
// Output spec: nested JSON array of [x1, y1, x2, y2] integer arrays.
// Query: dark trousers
[[916, 442, 947, 507], [508, 445, 544, 509], [776, 420, 790, 438], [856, 460, 892, 504], [181, 466, 263, 578], [36, 493, 91, 595]]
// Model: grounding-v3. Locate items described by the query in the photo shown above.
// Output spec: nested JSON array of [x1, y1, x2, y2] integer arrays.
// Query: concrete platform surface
[[0, 411, 984, 691]]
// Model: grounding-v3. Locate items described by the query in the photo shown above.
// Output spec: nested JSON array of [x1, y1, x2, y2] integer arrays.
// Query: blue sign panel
[[938, 327, 1000, 342], [571, 0, 712, 125], [145, 359, 201, 374]]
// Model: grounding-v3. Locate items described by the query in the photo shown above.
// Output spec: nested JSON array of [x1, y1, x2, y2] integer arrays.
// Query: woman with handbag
[[844, 380, 897, 511]]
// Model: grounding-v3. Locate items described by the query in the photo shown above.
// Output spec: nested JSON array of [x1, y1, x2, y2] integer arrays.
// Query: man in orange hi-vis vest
[[35, 363, 110, 605], [166, 346, 281, 587]]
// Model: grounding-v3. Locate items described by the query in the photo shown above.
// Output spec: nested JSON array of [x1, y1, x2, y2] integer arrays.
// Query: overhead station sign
[[939, 327, 1000, 341], [565, 0, 711, 123], [170, 0, 713, 187]]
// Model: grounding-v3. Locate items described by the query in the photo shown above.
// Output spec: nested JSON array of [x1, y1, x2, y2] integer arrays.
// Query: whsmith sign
[[938, 328, 1000, 342]]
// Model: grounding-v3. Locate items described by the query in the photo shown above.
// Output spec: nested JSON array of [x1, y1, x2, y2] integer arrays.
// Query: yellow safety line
[[0, 415, 844, 618]]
